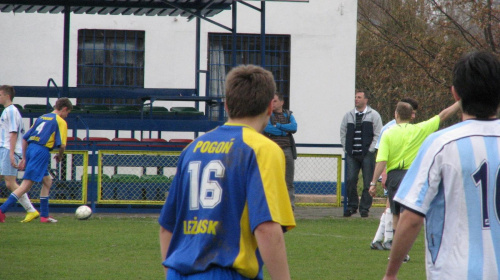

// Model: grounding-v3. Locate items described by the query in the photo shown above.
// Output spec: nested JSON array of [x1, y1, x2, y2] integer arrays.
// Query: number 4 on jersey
[[35, 122, 46, 135]]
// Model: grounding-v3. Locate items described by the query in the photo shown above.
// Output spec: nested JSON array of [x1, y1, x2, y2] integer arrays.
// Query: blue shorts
[[166, 266, 255, 280], [0, 147, 20, 176], [23, 144, 50, 182]]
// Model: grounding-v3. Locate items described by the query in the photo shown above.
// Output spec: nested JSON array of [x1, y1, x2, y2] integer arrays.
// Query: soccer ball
[[75, 205, 92, 220]]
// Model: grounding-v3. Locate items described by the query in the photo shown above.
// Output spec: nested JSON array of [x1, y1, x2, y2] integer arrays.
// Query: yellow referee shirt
[[376, 115, 440, 172]]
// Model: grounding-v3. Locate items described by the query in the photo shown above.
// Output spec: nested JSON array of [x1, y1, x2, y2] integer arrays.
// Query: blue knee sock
[[40, 196, 49, 218], [0, 194, 19, 213]]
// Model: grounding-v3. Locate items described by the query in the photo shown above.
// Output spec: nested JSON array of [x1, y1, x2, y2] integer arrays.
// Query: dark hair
[[0, 85, 15, 101], [54, 97, 73, 111], [396, 102, 413, 121], [400, 97, 418, 110], [453, 51, 500, 118], [356, 90, 370, 99], [275, 92, 284, 101], [225, 65, 276, 119]]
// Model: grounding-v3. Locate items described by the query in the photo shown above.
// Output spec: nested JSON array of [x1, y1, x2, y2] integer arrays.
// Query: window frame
[[76, 29, 145, 106], [207, 33, 291, 109]]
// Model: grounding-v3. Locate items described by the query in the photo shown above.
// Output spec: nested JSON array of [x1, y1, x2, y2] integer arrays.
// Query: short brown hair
[[54, 97, 73, 111], [356, 90, 370, 99], [396, 102, 413, 121], [0, 85, 15, 101], [400, 97, 419, 110], [275, 92, 284, 101], [225, 65, 276, 119]]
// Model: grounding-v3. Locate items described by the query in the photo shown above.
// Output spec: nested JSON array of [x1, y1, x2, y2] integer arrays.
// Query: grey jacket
[[340, 106, 383, 155]]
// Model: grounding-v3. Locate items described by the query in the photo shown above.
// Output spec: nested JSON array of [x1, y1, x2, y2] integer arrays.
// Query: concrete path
[[294, 206, 386, 220]]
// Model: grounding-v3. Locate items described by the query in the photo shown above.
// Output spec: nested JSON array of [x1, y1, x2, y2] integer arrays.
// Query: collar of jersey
[[224, 122, 255, 131]]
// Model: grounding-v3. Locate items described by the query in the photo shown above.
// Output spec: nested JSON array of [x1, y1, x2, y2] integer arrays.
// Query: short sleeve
[[244, 135, 295, 232], [56, 116, 68, 146], [158, 157, 183, 231], [416, 115, 440, 137]]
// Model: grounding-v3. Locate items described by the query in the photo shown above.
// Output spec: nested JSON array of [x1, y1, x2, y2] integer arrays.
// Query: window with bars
[[208, 33, 291, 108], [77, 29, 145, 106]]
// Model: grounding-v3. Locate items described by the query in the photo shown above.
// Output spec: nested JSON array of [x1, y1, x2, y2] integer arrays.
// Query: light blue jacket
[[264, 110, 297, 136]]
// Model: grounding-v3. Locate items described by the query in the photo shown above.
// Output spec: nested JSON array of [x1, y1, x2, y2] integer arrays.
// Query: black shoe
[[383, 240, 392, 250], [343, 209, 357, 217], [360, 211, 369, 217]]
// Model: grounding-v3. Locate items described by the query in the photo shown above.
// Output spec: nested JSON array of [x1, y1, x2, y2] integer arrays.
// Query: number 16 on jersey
[[188, 160, 225, 210]]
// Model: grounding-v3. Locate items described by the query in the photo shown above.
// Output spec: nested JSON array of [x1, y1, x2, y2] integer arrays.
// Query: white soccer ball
[[75, 205, 92, 220]]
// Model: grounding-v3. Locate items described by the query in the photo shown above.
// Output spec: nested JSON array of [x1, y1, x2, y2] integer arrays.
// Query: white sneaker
[[382, 240, 392, 250]]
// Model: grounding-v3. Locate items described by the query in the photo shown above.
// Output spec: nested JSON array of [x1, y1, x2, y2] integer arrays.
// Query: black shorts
[[386, 169, 408, 215]]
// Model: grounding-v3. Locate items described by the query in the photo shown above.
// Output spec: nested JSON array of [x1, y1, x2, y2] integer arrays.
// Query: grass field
[[0, 210, 425, 280]]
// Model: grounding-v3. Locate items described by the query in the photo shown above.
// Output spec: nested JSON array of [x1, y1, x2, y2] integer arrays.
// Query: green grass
[[0, 212, 425, 280], [0, 215, 162, 279], [278, 218, 425, 280]]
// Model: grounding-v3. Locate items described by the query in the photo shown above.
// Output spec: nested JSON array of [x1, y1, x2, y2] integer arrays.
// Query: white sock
[[384, 208, 393, 242], [372, 212, 386, 243], [17, 193, 37, 213]]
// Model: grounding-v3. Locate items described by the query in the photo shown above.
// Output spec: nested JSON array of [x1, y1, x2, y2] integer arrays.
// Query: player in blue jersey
[[0, 98, 72, 223], [0, 85, 39, 222], [383, 51, 500, 280], [159, 65, 296, 280]]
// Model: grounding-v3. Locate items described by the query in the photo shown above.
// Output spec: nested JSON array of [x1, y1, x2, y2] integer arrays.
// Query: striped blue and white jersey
[[394, 119, 500, 280], [158, 123, 296, 279], [375, 119, 396, 149], [0, 104, 25, 154]]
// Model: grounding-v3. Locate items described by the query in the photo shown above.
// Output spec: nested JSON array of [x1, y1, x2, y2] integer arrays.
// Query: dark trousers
[[283, 147, 295, 210], [345, 152, 375, 213]]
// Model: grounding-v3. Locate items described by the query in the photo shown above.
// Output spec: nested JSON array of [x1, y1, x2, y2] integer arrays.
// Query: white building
[[0, 0, 357, 153]]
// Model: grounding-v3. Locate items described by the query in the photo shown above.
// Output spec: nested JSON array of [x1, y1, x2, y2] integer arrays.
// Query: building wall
[[0, 1, 357, 150]]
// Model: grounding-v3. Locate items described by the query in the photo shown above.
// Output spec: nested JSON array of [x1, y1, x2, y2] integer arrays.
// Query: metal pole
[[231, 0, 237, 67], [260, 1, 265, 67], [343, 154, 348, 212], [63, 6, 70, 97], [194, 17, 201, 139], [195, 17, 201, 98]]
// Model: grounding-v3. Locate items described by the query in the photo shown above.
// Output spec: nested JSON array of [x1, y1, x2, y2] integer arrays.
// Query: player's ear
[[267, 100, 273, 116], [451, 86, 460, 101]]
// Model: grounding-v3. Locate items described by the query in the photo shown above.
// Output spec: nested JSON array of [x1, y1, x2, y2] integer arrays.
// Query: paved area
[[294, 206, 386, 220]]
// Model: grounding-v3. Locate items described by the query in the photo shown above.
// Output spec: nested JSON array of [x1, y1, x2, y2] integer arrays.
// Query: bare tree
[[357, 0, 499, 123]]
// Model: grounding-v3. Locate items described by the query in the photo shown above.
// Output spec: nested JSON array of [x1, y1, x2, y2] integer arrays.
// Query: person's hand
[[54, 154, 62, 163], [369, 185, 377, 197], [17, 159, 25, 171], [10, 154, 18, 168]]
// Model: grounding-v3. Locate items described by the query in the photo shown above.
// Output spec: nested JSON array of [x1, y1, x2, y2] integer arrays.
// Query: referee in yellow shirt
[[369, 100, 460, 234]]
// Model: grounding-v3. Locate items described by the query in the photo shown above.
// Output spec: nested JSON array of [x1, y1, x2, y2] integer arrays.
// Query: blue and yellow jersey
[[23, 113, 67, 150], [158, 123, 296, 279]]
